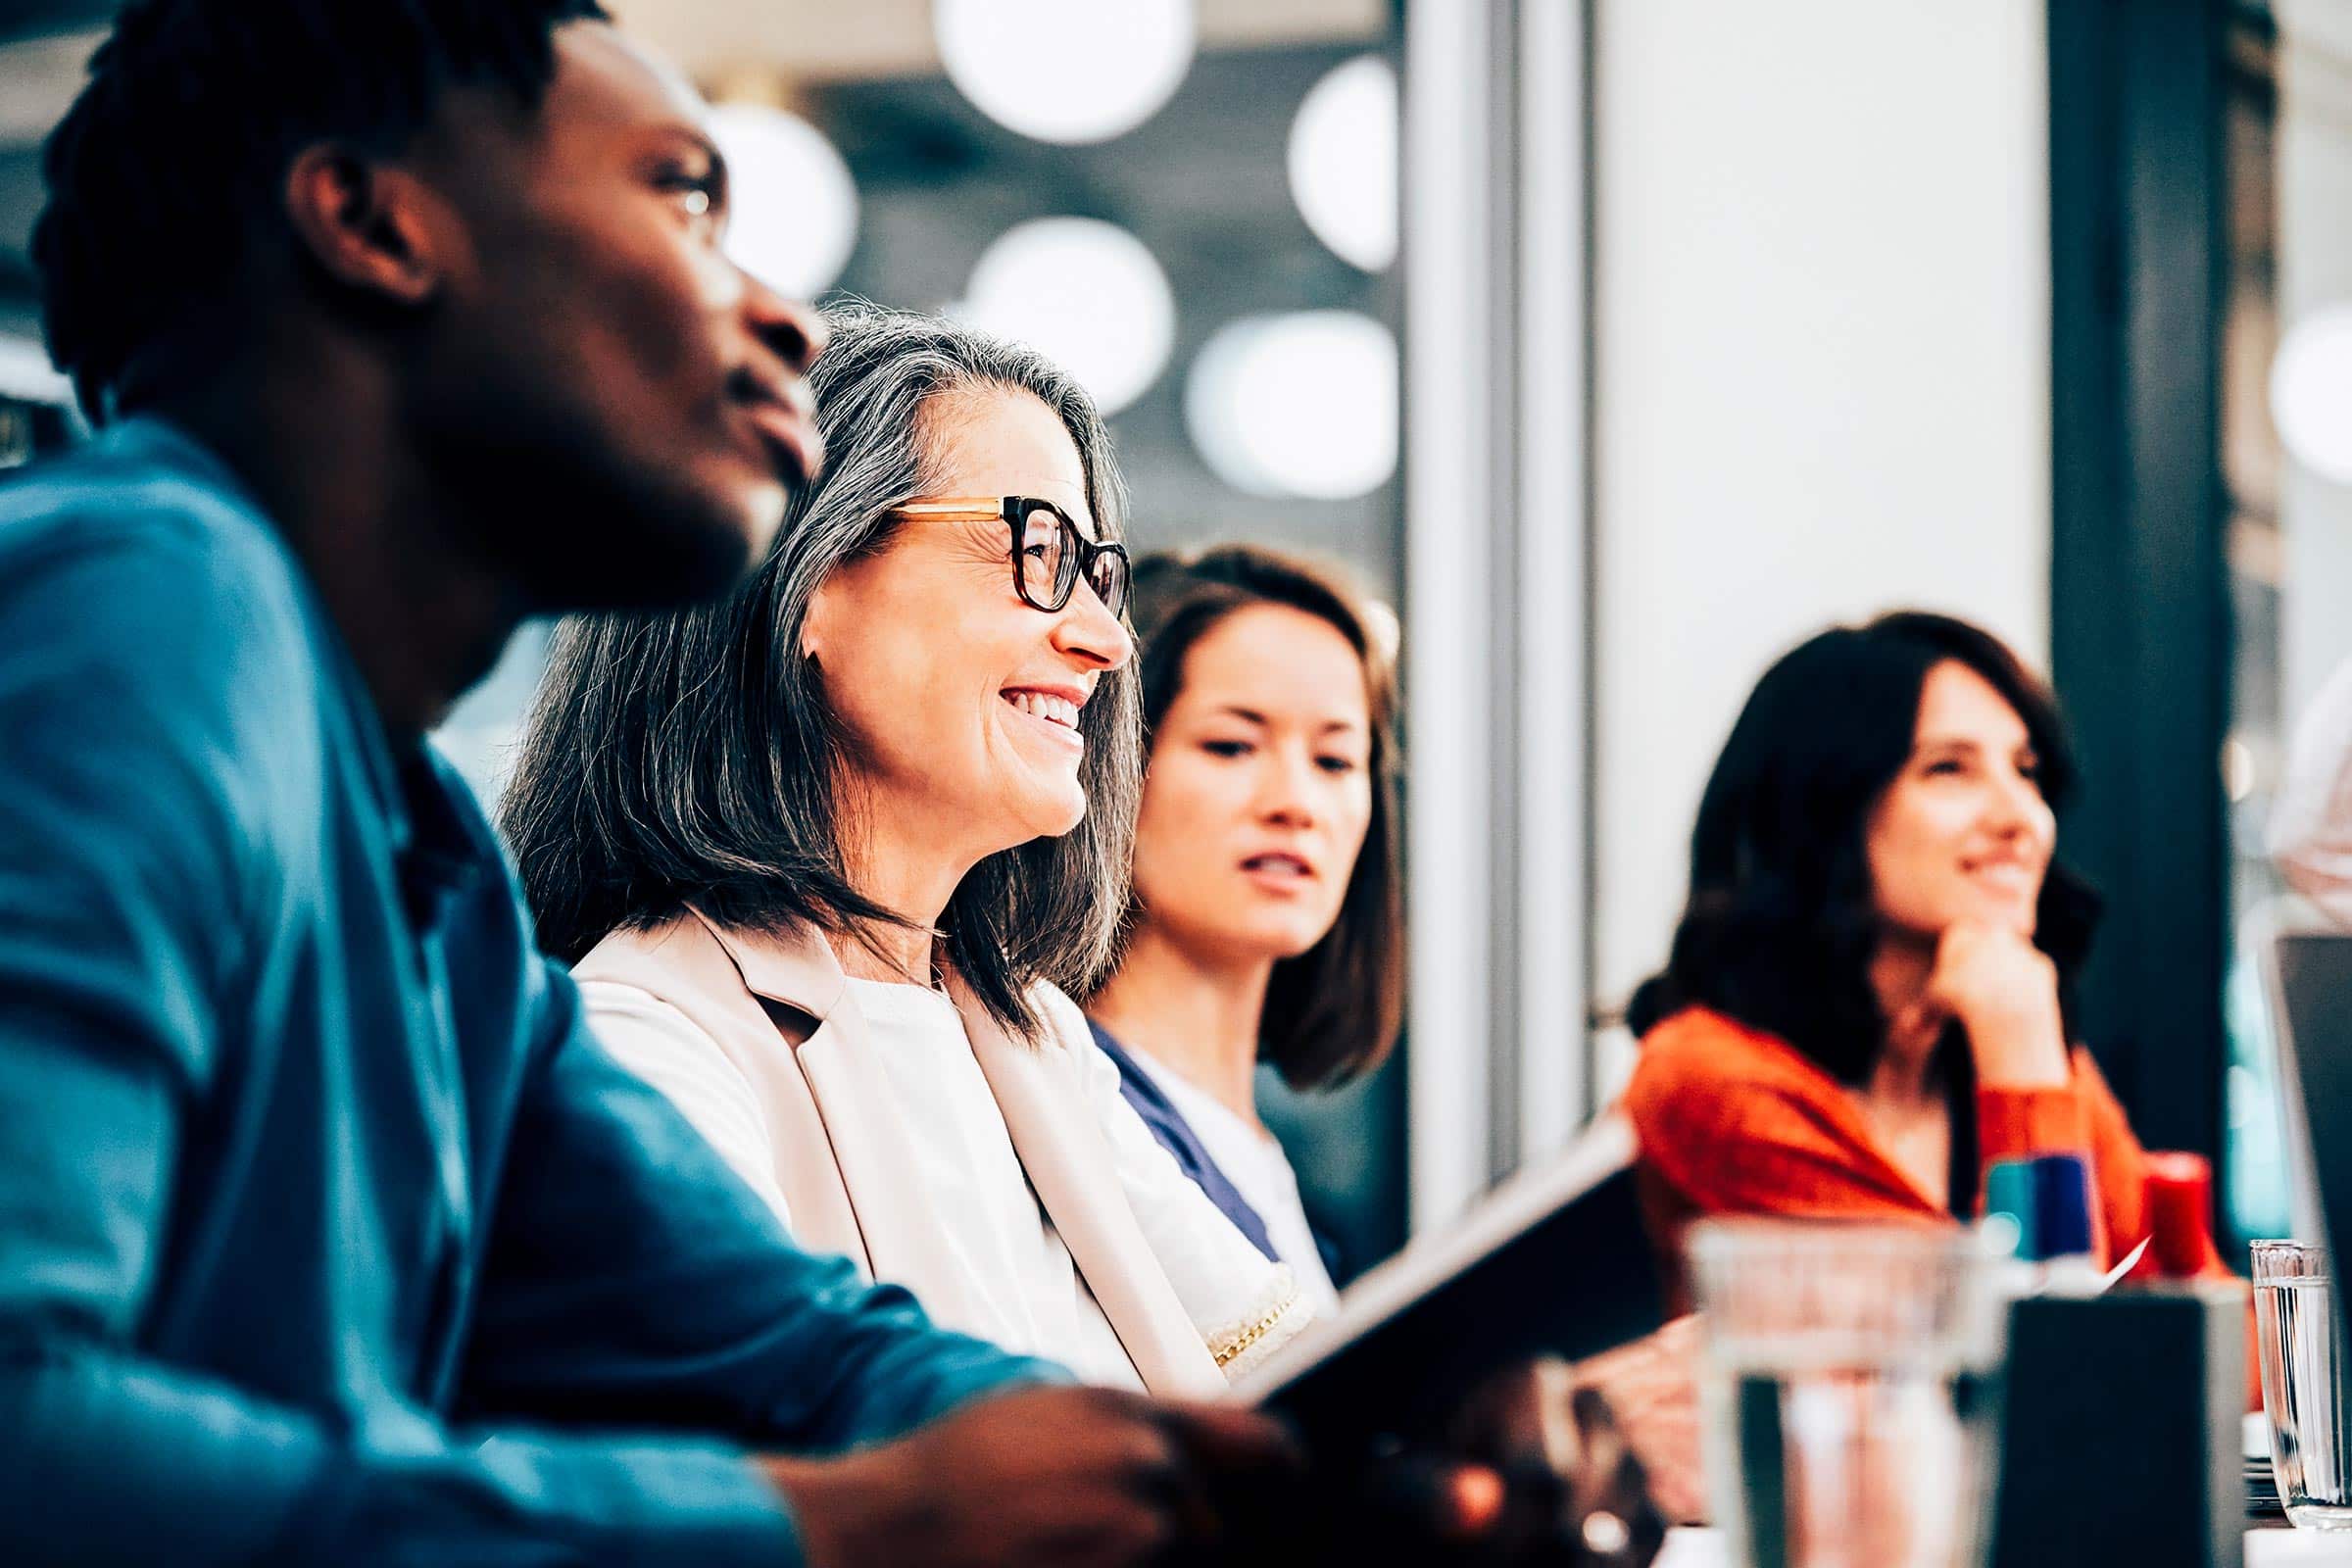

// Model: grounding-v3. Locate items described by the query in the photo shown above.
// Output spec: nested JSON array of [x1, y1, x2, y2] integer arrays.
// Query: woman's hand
[[1569, 1317, 1705, 1527], [1915, 922, 2070, 1089]]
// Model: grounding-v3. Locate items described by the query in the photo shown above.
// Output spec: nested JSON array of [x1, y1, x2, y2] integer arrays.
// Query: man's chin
[[669, 470, 790, 591], [551, 489, 781, 612]]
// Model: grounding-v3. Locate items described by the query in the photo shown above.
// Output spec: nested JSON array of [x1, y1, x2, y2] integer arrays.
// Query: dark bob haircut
[[35, 0, 607, 420], [1090, 545, 1405, 1091], [1627, 612, 2100, 1188], [498, 304, 1143, 1037]]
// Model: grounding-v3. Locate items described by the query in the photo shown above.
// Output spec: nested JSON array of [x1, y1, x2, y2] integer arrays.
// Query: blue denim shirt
[[0, 418, 1053, 1564]]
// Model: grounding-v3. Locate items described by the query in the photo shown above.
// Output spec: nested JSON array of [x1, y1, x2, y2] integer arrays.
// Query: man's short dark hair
[[34, 0, 609, 419]]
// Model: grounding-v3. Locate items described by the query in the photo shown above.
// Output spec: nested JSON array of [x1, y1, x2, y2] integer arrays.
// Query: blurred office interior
[[0, 0, 2334, 1273]]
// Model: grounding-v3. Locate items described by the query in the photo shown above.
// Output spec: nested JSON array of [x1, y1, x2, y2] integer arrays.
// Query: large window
[[2218, 0, 2352, 1244]]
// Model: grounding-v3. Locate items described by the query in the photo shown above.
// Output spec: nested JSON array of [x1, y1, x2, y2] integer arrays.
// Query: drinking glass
[[1687, 1220, 2009, 1568], [2254, 1239, 2352, 1530]]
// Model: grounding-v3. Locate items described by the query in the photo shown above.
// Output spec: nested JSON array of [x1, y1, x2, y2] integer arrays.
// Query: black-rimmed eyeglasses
[[890, 496, 1132, 619]]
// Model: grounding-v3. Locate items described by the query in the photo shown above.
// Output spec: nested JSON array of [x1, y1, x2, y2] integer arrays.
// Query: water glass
[[1687, 1220, 2010, 1568], [2254, 1239, 2352, 1530]]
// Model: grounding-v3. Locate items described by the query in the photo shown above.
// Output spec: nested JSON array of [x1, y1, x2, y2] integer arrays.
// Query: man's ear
[[282, 145, 447, 307]]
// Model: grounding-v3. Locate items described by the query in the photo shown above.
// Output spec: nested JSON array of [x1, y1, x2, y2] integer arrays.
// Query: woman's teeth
[[1245, 855, 1310, 877], [1004, 691, 1080, 728]]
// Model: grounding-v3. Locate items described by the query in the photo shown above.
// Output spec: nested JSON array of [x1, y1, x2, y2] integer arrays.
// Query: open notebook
[[1238, 1114, 1665, 1453]]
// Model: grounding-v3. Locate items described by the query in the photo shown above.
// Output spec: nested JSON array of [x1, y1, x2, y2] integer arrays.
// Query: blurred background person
[[1617, 612, 2239, 1313], [2270, 653, 2352, 927], [500, 306, 1311, 1396], [1084, 545, 1402, 1316]]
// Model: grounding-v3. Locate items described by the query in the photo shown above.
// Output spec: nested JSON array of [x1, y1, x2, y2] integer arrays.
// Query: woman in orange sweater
[[1619, 612, 2236, 1316]]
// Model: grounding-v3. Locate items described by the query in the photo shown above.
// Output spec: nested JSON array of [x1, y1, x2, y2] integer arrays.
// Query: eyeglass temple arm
[[891, 500, 1009, 521]]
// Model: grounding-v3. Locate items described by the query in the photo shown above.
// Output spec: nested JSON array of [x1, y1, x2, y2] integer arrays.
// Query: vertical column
[[2049, 0, 2229, 1169], [1513, 0, 1595, 1167], [1404, 0, 1594, 1231], [1403, 0, 1498, 1232]]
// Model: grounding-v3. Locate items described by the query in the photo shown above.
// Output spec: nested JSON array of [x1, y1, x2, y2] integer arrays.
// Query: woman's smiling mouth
[[1002, 686, 1086, 750], [1962, 858, 2038, 898]]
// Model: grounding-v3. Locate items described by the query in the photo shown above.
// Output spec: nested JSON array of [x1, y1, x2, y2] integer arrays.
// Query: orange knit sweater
[[1619, 1006, 2253, 1402]]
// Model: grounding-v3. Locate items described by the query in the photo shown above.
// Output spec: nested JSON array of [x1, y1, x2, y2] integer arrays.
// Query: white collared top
[[574, 912, 1310, 1395]]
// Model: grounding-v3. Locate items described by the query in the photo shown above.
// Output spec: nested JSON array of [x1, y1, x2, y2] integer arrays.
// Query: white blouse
[[1117, 1045, 1345, 1322], [835, 978, 1140, 1387]]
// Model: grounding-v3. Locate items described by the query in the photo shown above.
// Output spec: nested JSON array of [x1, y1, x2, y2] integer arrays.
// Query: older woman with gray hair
[[499, 304, 1309, 1395]]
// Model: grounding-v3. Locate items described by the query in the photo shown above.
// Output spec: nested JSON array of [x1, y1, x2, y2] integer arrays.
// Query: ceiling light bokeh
[[957, 218, 1178, 416], [1185, 310, 1398, 500], [706, 103, 859, 298], [934, 0, 1197, 145], [1287, 55, 1397, 272], [2272, 304, 2352, 485]]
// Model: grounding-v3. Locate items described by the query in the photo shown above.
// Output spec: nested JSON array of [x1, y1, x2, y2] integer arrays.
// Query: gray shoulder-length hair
[[498, 302, 1144, 1036]]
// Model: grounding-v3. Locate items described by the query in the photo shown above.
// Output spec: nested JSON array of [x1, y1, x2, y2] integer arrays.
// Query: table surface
[[1656, 1528, 2352, 1566]]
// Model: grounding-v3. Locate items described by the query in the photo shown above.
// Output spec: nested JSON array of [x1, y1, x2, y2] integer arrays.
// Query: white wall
[[1591, 0, 2052, 1076]]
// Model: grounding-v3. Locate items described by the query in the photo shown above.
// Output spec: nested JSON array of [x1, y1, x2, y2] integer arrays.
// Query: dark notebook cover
[[1240, 1117, 1666, 1458]]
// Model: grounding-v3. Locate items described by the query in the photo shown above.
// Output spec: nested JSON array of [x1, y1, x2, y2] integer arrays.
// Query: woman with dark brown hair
[[1620, 611, 2240, 1320], [1084, 545, 1404, 1315]]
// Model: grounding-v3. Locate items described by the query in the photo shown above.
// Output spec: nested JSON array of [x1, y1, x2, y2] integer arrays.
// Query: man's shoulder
[[0, 419, 303, 615], [0, 421, 336, 865]]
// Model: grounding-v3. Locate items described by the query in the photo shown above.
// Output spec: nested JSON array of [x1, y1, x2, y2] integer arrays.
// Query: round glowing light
[[1361, 599, 1402, 666], [706, 103, 858, 298], [958, 218, 1176, 415], [1287, 56, 1397, 272], [1185, 312, 1398, 499], [935, 0, 1195, 145], [2271, 305, 2352, 484], [0, 336, 71, 406], [2223, 735, 2256, 804]]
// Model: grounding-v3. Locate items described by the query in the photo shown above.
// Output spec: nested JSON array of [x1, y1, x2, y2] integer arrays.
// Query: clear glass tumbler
[[2253, 1239, 2352, 1530], [1687, 1219, 2010, 1568]]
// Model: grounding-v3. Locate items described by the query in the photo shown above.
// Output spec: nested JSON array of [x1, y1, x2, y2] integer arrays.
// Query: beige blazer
[[573, 909, 1306, 1396]]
